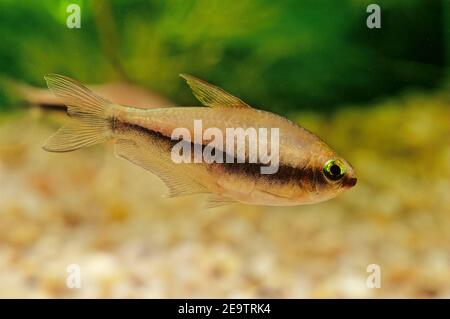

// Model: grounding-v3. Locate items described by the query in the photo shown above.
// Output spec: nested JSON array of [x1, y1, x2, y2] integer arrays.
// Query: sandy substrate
[[0, 92, 449, 298]]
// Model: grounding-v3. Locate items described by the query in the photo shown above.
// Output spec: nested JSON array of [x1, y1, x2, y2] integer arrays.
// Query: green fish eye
[[323, 159, 346, 181]]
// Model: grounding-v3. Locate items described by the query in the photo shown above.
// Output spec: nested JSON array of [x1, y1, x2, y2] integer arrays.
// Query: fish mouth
[[343, 175, 357, 188]]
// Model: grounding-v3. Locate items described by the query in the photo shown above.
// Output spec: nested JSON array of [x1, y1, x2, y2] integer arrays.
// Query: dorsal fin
[[180, 74, 251, 108]]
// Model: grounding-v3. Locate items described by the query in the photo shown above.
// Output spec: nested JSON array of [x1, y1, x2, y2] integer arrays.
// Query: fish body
[[43, 74, 356, 207]]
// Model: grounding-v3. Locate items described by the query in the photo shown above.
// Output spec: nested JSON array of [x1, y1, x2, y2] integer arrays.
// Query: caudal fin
[[43, 74, 114, 152]]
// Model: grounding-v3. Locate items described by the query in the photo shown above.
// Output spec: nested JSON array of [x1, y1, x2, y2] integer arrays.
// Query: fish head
[[306, 146, 357, 203]]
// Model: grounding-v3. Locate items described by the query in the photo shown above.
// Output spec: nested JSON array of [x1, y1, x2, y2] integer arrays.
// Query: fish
[[42, 74, 357, 207]]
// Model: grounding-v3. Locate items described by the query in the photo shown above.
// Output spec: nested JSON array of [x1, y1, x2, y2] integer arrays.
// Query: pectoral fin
[[180, 74, 251, 109]]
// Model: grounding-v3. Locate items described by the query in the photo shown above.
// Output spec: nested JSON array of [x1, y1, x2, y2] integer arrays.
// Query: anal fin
[[115, 139, 207, 197], [204, 194, 236, 209]]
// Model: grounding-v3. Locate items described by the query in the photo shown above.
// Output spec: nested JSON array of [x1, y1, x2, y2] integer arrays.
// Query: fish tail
[[43, 74, 114, 152]]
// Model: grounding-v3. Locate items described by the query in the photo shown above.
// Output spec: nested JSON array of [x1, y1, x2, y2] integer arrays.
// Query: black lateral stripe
[[217, 162, 326, 185], [113, 120, 327, 185]]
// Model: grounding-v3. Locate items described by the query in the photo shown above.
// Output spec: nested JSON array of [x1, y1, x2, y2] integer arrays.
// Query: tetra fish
[[43, 74, 356, 207]]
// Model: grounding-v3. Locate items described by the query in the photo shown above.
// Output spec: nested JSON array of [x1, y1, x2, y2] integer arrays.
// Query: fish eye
[[323, 159, 346, 181]]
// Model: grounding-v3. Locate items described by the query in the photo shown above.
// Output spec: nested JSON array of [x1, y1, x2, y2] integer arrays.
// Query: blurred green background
[[0, 0, 448, 113], [0, 0, 450, 298]]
